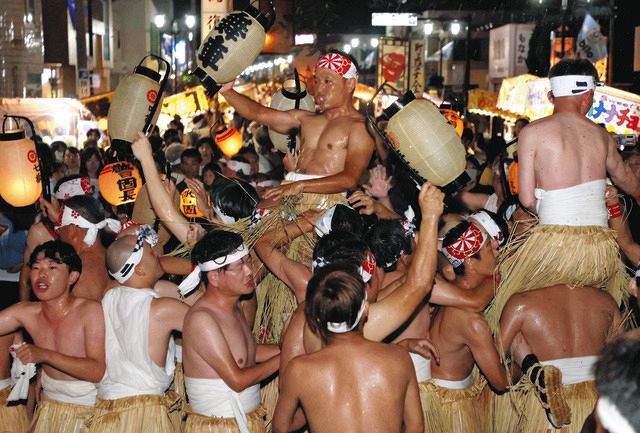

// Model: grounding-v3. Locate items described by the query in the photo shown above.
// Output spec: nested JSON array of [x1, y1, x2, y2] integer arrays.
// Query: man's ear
[[346, 78, 357, 93], [547, 90, 554, 104], [68, 270, 80, 287], [442, 263, 456, 281], [206, 269, 220, 287]]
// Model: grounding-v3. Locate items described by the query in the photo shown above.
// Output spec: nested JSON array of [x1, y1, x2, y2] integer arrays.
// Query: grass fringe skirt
[[0, 385, 30, 433], [86, 393, 179, 433], [184, 406, 266, 433], [29, 398, 95, 433]]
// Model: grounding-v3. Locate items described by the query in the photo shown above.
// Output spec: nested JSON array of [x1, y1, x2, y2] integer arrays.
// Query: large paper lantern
[[180, 188, 210, 219], [384, 92, 469, 193], [193, 6, 274, 96], [108, 55, 169, 153], [0, 116, 42, 207], [214, 124, 243, 158], [269, 77, 315, 153], [98, 161, 143, 206]]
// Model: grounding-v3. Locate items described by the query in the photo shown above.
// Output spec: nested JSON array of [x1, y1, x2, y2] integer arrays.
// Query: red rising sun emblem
[[146, 89, 158, 104], [27, 150, 37, 163]]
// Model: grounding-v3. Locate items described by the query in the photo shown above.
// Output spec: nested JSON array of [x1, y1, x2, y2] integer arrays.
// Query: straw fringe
[[29, 398, 95, 433], [86, 393, 179, 433], [486, 224, 629, 333], [0, 385, 29, 433], [260, 377, 279, 433], [184, 406, 266, 433], [168, 363, 186, 433]]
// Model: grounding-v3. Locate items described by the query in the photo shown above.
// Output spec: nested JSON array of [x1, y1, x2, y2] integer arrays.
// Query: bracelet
[[607, 203, 623, 219]]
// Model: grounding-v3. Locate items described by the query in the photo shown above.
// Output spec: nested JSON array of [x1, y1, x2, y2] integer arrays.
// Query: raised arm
[[466, 314, 508, 392], [517, 126, 537, 211], [430, 276, 494, 311], [132, 133, 204, 244], [606, 134, 640, 197], [364, 183, 443, 341], [219, 82, 306, 134]]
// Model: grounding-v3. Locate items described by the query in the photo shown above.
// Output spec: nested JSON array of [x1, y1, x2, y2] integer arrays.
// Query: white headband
[[402, 205, 417, 238], [597, 397, 636, 433], [108, 225, 159, 284], [56, 205, 121, 247], [212, 204, 237, 224], [54, 176, 93, 200], [251, 179, 280, 188], [550, 75, 603, 98], [311, 253, 376, 284], [178, 244, 249, 296], [315, 52, 359, 80], [226, 160, 252, 176], [469, 211, 504, 245], [327, 291, 367, 333], [314, 206, 337, 237]]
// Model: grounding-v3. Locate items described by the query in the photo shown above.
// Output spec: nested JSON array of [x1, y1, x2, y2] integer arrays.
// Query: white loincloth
[[284, 172, 324, 182], [41, 371, 97, 406], [175, 344, 182, 364], [540, 356, 598, 385], [431, 374, 473, 390], [185, 376, 260, 433], [409, 352, 432, 383], [534, 179, 607, 227]]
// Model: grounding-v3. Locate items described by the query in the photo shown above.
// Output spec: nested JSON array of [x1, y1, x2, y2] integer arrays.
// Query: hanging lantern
[[98, 161, 143, 206], [214, 124, 244, 158], [269, 73, 315, 153], [107, 55, 169, 154], [384, 92, 469, 193], [193, 5, 275, 96], [508, 161, 519, 195], [0, 116, 42, 207], [440, 109, 464, 137], [180, 188, 209, 219]]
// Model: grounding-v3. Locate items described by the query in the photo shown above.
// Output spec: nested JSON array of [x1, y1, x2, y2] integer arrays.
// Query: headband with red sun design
[[441, 224, 486, 268], [315, 53, 359, 79]]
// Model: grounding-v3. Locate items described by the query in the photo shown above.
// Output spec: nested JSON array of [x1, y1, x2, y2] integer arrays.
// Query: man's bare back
[[501, 284, 622, 362], [276, 335, 422, 433]]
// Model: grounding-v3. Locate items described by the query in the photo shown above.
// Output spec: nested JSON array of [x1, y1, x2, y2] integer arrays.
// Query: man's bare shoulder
[[184, 302, 219, 330]]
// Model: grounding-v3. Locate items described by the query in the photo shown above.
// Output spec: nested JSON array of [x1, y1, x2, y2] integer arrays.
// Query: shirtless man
[[53, 195, 121, 300], [220, 50, 374, 200], [181, 230, 280, 432], [273, 265, 424, 433], [500, 283, 622, 432], [89, 228, 189, 433], [0, 240, 105, 433], [422, 220, 507, 433]]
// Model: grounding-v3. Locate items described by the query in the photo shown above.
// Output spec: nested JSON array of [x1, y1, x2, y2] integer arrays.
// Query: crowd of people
[[0, 51, 639, 433]]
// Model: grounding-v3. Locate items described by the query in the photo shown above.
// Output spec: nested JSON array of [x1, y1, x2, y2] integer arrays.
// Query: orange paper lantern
[[214, 125, 244, 158], [98, 161, 142, 206], [508, 161, 519, 195], [0, 117, 42, 207], [180, 188, 210, 219], [440, 109, 464, 137]]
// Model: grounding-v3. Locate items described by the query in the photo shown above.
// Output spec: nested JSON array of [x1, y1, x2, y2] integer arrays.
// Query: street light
[[450, 21, 461, 35], [370, 38, 379, 48], [424, 21, 434, 35], [185, 15, 196, 29], [343, 44, 352, 54], [153, 14, 165, 29], [351, 38, 360, 48]]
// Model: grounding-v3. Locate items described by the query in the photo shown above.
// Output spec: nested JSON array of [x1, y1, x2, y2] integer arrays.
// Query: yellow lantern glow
[[214, 125, 244, 158], [440, 109, 464, 137], [180, 188, 210, 219], [98, 161, 143, 206], [0, 117, 42, 207]]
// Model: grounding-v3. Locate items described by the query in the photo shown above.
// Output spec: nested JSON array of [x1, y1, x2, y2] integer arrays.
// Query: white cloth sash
[[431, 374, 473, 390], [540, 355, 597, 385], [0, 377, 11, 390], [409, 353, 432, 383], [175, 344, 182, 364], [41, 371, 97, 406], [534, 179, 607, 226], [185, 377, 260, 433], [284, 172, 324, 182]]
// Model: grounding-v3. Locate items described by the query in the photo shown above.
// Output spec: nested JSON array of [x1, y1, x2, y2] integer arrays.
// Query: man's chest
[[301, 117, 351, 152]]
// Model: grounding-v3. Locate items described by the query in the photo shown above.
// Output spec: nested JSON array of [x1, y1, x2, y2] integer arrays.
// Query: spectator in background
[[196, 137, 220, 169], [201, 162, 225, 192], [64, 147, 81, 175], [80, 147, 104, 199], [513, 118, 530, 138], [51, 140, 67, 163], [176, 148, 202, 192], [165, 142, 185, 178], [49, 162, 68, 193]]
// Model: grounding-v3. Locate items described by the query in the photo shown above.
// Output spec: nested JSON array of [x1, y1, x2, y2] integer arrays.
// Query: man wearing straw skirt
[[87, 228, 189, 433], [500, 282, 623, 433], [0, 333, 30, 433], [0, 241, 105, 433], [180, 230, 280, 433]]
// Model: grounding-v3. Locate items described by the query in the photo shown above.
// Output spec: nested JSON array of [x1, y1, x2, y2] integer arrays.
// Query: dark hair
[[65, 147, 80, 156], [63, 195, 105, 224], [148, 135, 164, 154], [214, 181, 258, 220], [190, 230, 244, 283], [331, 205, 364, 238], [29, 240, 82, 274], [51, 161, 66, 174], [51, 141, 67, 153], [515, 118, 530, 127], [36, 141, 55, 178], [163, 129, 181, 145], [366, 219, 412, 272], [313, 231, 369, 272], [548, 58, 598, 82], [80, 147, 104, 177], [181, 148, 202, 164], [327, 48, 360, 75], [196, 137, 222, 159], [202, 161, 222, 177], [461, 127, 474, 145], [441, 220, 483, 276], [305, 264, 366, 345], [54, 174, 88, 195], [595, 335, 640, 432]]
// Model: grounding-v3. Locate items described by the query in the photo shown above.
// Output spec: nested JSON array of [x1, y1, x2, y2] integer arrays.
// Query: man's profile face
[[218, 255, 254, 295], [181, 156, 200, 179], [29, 253, 73, 301], [313, 68, 351, 112]]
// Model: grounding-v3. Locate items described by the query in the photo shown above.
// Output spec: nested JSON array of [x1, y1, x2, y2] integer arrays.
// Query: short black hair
[[330, 205, 364, 238], [366, 219, 412, 272], [148, 135, 164, 154], [548, 58, 598, 82], [29, 240, 82, 274], [181, 148, 202, 164], [202, 161, 222, 176], [80, 147, 104, 176], [214, 180, 258, 220], [313, 231, 369, 273], [190, 230, 244, 282], [595, 335, 640, 432], [196, 137, 223, 159], [63, 195, 106, 224], [441, 220, 483, 276], [327, 48, 360, 75], [163, 129, 181, 145]]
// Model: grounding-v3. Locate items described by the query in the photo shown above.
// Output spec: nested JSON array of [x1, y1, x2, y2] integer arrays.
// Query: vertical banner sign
[[514, 27, 533, 75], [378, 38, 409, 92], [201, 0, 231, 43], [635, 27, 640, 72], [409, 40, 425, 95]]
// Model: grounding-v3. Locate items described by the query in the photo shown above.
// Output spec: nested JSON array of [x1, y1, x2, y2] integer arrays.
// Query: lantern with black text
[[98, 161, 143, 206], [384, 92, 469, 193], [269, 77, 315, 153], [0, 116, 42, 207], [108, 55, 169, 154], [214, 125, 244, 158], [194, 5, 274, 96], [180, 188, 209, 219]]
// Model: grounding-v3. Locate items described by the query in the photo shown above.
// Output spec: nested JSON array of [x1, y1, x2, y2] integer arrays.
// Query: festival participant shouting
[[88, 227, 189, 433], [0, 240, 105, 433], [273, 264, 424, 433], [181, 230, 280, 433]]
